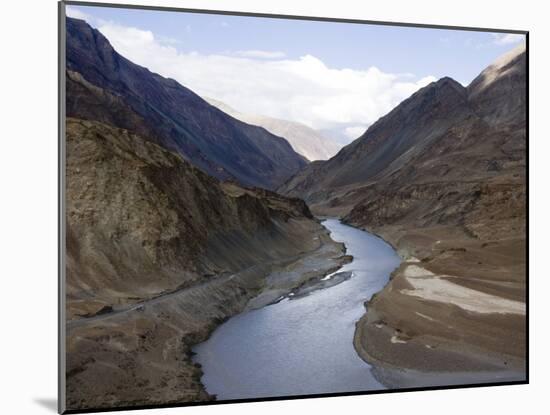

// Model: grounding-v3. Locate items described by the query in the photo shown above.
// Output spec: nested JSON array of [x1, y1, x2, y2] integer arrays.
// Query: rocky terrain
[[66, 17, 307, 190], [65, 118, 347, 410], [206, 97, 341, 161], [281, 44, 527, 380], [64, 10, 526, 406], [63, 16, 352, 411]]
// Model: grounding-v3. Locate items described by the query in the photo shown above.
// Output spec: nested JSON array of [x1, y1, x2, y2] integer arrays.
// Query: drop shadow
[[34, 398, 57, 413]]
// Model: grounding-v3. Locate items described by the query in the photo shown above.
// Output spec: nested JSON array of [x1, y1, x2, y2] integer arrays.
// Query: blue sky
[[66, 4, 525, 143]]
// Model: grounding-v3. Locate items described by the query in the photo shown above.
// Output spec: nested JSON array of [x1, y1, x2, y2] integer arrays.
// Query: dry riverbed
[[352, 224, 526, 387]]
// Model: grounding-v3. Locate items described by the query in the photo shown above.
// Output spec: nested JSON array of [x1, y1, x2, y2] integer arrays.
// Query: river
[[192, 218, 401, 400]]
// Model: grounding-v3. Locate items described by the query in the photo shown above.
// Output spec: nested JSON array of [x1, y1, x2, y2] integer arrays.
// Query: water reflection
[[193, 219, 401, 400]]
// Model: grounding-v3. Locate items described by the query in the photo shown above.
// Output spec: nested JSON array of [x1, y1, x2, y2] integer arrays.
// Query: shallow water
[[193, 218, 401, 400]]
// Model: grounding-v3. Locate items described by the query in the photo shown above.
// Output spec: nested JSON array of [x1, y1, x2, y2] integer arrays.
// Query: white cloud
[[235, 50, 286, 59], [97, 22, 437, 138], [157, 35, 183, 45], [492, 33, 524, 46], [66, 6, 91, 21]]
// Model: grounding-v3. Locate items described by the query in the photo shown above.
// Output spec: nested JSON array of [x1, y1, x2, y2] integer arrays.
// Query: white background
[[0, 0, 545, 413]]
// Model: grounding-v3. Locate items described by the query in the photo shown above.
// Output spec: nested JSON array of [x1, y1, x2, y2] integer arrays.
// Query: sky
[[66, 4, 525, 144]]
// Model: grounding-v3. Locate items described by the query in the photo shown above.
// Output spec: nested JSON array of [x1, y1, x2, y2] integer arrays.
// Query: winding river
[[193, 218, 401, 400]]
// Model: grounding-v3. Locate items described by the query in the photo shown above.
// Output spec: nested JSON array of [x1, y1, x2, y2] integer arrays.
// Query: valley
[[206, 97, 342, 161], [281, 44, 526, 377], [63, 13, 527, 412], [65, 118, 349, 409]]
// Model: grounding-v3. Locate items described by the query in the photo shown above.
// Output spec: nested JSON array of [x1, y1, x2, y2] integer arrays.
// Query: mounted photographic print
[[58, 1, 528, 413]]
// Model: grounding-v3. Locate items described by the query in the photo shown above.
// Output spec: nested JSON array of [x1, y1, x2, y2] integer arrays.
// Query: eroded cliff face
[[66, 118, 310, 317], [65, 118, 346, 410]]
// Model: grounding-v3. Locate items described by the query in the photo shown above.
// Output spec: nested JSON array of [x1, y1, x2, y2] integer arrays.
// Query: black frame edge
[[525, 30, 530, 386], [58, 1, 67, 414]]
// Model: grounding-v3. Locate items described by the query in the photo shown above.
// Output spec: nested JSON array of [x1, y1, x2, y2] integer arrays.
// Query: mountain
[[280, 44, 526, 225], [279, 76, 472, 203], [65, 17, 306, 190], [65, 118, 346, 410], [206, 98, 342, 161], [346, 45, 526, 237], [468, 44, 527, 126], [65, 118, 313, 316], [281, 44, 527, 375]]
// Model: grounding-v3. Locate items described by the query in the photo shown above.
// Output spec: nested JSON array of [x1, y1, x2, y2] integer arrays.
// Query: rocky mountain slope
[[206, 98, 341, 161], [343, 45, 526, 237], [66, 17, 306, 190], [280, 45, 525, 216], [64, 118, 347, 410], [281, 44, 527, 378]]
